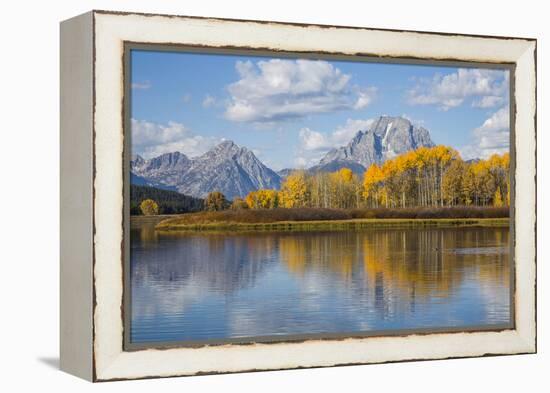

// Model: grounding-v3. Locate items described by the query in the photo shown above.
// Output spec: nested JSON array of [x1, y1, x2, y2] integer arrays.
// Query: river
[[129, 222, 511, 345]]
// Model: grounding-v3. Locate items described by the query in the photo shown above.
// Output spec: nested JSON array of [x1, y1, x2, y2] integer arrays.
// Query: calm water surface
[[130, 223, 511, 344]]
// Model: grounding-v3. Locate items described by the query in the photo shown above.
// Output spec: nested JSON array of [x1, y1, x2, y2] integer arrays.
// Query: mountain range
[[131, 140, 281, 200], [131, 116, 435, 199], [311, 116, 433, 173]]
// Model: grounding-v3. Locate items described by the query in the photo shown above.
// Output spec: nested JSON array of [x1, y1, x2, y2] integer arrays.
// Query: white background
[[0, 0, 546, 391]]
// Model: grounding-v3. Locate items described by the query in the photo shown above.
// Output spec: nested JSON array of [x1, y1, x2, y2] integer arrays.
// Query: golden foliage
[[493, 188, 504, 207], [139, 199, 159, 216], [362, 146, 509, 208], [279, 171, 309, 208], [242, 146, 509, 210], [245, 189, 279, 209]]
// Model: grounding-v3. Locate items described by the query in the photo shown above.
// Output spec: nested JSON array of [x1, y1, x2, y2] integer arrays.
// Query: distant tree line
[[362, 146, 509, 208], [227, 146, 510, 211], [130, 185, 204, 215], [132, 146, 510, 216]]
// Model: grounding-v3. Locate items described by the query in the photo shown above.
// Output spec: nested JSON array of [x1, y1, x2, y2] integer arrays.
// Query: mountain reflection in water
[[130, 223, 511, 344]]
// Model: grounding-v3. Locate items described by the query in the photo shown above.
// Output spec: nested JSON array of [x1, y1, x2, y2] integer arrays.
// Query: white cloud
[[295, 118, 374, 168], [460, 107, 510, 160], [224, 59, 376, 123], [472, 95, 505, 108], [331, 118, 375, 145], [293, 156, 309, 168], [202, 94, 216, 108], [354, 88, 377, 109], [299, 118, 374, 152], [407, 69, 508, 111], [131, 119, 223, 159], [295, 129, 334, 168], [131, 81, 151, 90], [299, 128, 329, 151]]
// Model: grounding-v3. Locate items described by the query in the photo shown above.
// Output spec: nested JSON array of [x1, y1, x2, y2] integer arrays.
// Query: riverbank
[[130, 214, 179, 228], [155, 217, 508, 232], [152, 207, 509, 232]]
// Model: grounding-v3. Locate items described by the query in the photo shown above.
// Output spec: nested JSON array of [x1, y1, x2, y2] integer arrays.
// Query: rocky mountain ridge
[[131, 116, 435, 199], [131, 141, 281, 200], [313, 116, 434, 173]]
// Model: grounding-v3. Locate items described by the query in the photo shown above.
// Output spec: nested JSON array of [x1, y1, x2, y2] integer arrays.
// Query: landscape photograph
[[128, 49, 512, 345]]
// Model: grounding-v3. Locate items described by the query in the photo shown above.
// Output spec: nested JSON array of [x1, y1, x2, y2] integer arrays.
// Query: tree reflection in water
[[130, 222, 510, 343]]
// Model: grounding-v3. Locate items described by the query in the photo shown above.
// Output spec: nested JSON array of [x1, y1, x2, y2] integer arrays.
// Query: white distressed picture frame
[[60, 10, 536, 382]]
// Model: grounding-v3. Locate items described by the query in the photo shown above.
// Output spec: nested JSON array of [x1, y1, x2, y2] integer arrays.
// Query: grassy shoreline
[[154, 217, 509, 232], [130, 214, 179, 228], [152, 206, 509, 232]]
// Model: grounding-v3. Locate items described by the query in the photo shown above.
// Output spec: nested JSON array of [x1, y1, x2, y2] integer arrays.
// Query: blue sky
[[131, 49, 510, 170]]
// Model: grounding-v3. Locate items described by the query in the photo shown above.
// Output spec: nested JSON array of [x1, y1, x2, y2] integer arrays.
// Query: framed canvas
[[60, 10, 537, 382]]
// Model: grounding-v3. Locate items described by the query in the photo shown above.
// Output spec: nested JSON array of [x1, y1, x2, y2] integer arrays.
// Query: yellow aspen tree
[[256, 189, 279, 208], [245, 191, 258, 209], [280, 171, 309, 208], [493, 187, 504, 207], [140, 199, 159, 216], [339, 167, 353, 182], [363, 164, 383, 207], [442, 158, 465, 206]]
